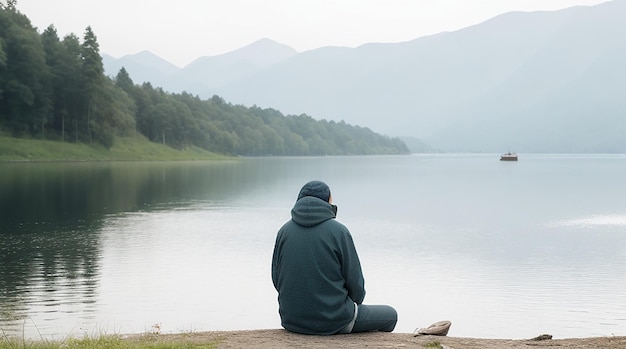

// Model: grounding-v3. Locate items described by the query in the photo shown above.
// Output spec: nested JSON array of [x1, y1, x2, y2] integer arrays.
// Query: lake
[[1, 155, 625, 340]]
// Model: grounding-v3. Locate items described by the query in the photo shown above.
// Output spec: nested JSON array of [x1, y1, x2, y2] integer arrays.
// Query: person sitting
[[272, 180, 398, 335]]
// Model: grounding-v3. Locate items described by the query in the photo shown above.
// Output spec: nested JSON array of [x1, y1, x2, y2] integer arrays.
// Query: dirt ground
[[138, 329, 626, 349]]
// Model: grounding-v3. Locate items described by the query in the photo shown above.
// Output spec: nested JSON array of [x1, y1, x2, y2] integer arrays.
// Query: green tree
[[0, 4, 50, 136], [60, 33, 83, 142], [41, 25, 65, 139], [80, 26, 105, 143], [114, 67, 134, 93], [99, 79, 136, 145]]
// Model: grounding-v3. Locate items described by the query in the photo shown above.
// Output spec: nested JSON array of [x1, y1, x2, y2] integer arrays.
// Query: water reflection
[[0, 160, 258, 224], [0, 224, 101, 336], [0, 160, 253, 337]]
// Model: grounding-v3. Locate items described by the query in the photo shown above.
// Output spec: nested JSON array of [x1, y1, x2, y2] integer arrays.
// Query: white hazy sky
[[18, 0, 608, 67]]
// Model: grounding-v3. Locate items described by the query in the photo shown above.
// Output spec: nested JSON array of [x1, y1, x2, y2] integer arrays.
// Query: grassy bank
[[0, 334, 218, 349], [0, 135, 228, 162]]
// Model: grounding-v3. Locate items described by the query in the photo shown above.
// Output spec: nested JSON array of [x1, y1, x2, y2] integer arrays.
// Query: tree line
[[0, 2, 409, 155]]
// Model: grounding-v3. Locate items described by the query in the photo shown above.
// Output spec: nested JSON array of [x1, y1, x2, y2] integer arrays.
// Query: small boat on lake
[[500, 152, 518, 161]]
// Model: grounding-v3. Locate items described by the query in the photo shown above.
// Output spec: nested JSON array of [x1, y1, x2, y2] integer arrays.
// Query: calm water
[[1, 155, 625, 339]]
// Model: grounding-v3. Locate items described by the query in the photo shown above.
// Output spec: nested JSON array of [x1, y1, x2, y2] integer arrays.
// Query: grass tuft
[[423, 340, 443, 348], [0, 335, 218, 349]]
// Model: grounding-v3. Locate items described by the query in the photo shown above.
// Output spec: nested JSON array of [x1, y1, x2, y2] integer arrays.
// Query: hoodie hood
[[291, 196, 336, 227], [297, 180, 331, 202]]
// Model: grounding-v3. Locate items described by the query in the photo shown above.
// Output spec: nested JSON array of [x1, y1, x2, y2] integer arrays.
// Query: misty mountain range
[[103, 0, 626, 153]]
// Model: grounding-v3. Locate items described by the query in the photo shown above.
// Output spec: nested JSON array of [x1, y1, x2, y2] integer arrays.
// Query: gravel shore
[[133, 329, 626, 349]]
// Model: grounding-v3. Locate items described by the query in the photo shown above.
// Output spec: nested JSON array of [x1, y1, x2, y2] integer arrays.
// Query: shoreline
[[126, 329, 626, 349]]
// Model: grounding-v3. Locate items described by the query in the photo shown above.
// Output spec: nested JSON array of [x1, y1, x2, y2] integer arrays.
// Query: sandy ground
[[133, 329, 626, 349]]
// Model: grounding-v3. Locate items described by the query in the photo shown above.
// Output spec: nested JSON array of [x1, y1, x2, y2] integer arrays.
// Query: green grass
[[0, 134, 228, 162], [422, 341, 443, 349], [0, 334, 218, 349]]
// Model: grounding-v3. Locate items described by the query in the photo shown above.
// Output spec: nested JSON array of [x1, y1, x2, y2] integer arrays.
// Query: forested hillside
[[0, 2, 408, 156]]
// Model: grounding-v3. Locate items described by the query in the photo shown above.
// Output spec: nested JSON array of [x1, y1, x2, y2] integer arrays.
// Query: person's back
[[272, 181, 397, 335]]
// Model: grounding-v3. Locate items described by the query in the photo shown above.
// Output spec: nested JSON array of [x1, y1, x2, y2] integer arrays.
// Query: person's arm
[[271, 230, 283, 291], [341, 230, 366, 304]]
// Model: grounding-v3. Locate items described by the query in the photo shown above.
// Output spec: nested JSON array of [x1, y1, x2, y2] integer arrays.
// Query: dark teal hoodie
[[272, 196, 366, 335]]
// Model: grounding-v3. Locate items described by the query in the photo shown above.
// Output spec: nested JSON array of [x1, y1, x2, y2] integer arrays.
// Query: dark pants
[[351, 304, 398, 333]]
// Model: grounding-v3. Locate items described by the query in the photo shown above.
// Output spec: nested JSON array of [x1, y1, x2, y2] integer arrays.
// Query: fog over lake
[[1, 155, 625, 339]]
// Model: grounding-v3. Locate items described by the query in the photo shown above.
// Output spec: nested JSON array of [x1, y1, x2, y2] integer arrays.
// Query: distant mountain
[[103, 0, 626, 153], [424, 0, 626, 152], [172, 38, 297, 91], [103, 50, 179, 86], [104, 38, 297, 93], [214, 0, 625, 153]]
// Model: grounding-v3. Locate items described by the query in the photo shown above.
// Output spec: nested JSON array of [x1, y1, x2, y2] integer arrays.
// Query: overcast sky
[[17, 0, 608, 68]]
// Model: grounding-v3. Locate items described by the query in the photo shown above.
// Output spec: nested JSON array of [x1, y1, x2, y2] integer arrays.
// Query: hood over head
[[292, 181, 335, 227], [297, 180, 331, 203]]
